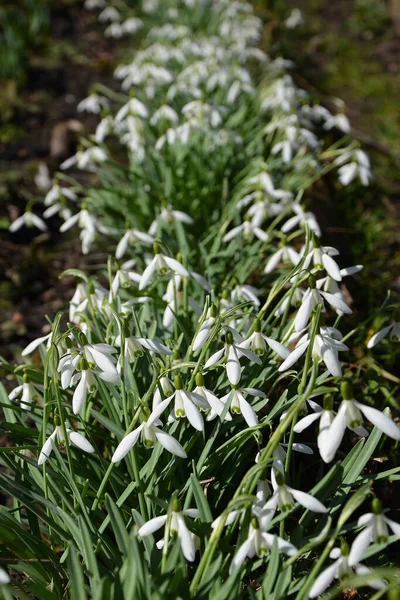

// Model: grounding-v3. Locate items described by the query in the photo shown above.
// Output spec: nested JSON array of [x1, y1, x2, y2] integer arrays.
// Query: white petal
[[9, 384, 23, 400], [355, 403, 400, 440], [176, 513, 196, 561], [148, 398, 173, 425], [69, 432, 95, 453], [38, 434, 56, 465], [348, 526, 372, 566], [22, 334, 51, 356], [263, 336, 290, 359], [229, 538, 252, 574], [293, 412, 321, 433], [322, 254, 342, 282], [367, 325, 393, 349], [278, 341, 309, 372], [138, 515, 168, 537], [154, 429, 187, 458], [223, 225, 243, 242], [163, 256, 189, 277], [111, 425, 144, 462], [204, 347, 225, 370], [139, 258, 157, 290], [320, 291, 352, 314], [295, 294, 313, 332], [309, 560, 339, 598], [238, 395, 258, 427], [89, 346, 117, 373], [320, 343, 342, 377], [138, 338, 172, 355], [263, 533, 297, 556], [264, 249, 283, 273], [72, 375, 87, 415], [60, 213, 80, 232], [9, 215, 25, 232], [385, 517, 400, 538], [354, 565, 386, 590], [288, 487, 327, 513], [236, 346, 262, 365], [319, 407, 346, 463], [182, 394, 204, 431], [183, 509, 200, 519], [242, 387, 266, 398], [226, 346, 241, 385]]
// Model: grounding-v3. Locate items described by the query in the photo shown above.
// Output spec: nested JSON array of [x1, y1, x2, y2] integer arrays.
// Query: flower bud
[[225, 331, 233, 345], [253, 318, 261, 333], [195, 373, 204, 387], [54, 413, 61, 427], [23, 374, 30, 384], [78, 332, 88, 346], [340, 539, 349, 556], [275, 471, 285, 487], [174, 375, 183, 390], [210, 303, 218, 318], [372, 498, 383, 515], [323, 394, 334, 411], [153, 242, 161, 255], [311, 232, 321, 248], [341, 381, 353, 400], [308, 274, 316, 289], [251, 516, 259, 530], [65, 336, 73, 349]]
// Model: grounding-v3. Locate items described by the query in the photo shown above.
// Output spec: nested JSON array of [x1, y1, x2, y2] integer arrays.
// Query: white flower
[[98, 6, 120, 22], [192, 303, 218, 353], [38, 420, 95, 465], [223, 219, 268, 243], [110, 260, 142, 297], [21, 332, 52, 356], [281, 203, 321, 237], [269, 470, 327, 515], [163, 376, 205, 431], [323, 113, 351, 133], [300, 236, 342, 282], [111, 399, 186, 462], [115, 98, 148, 122], [60, 208, 100, 254], [264, 245, 299, 273], [193, 372, 232, 422], [309, 544, 385, 598], [70, 357, 120, 415], [138, 502, 199, 562], [204, 330, 261, 386], [9, 375, 43, 409], [239, 319, 290, 359], [285, 8, 304, 29], [335, 149, 372, 187], [9, 211, 47, 233], [116, 330, 172, 362], [320, 382, 400, 463], [367, 321, 400, 348], [153, 376, 174, 409], [279, 325, 348, 377], [150, 105, 179, 126], [77, 93, 109, 114], [139, 244, 189, 290], [220, 385, 265, 427], [149, 205, 193, 236], [294, 395, 338, 463], [0, 567, 10, 584], [161, 274, 202, 329], [316, 265, 363, 316], [229, 517, 297, 574], [115, 229, 154, 259], [294, 276, 352, 332], [348, 500, 400, 567]]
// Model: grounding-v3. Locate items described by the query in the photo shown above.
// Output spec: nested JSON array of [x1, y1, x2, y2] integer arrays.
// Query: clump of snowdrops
[[3, 0, 400, 598]]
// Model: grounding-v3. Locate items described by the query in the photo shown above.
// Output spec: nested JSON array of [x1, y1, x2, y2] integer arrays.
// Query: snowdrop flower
[[149, 205, 193, 236], [279, 324, 348, 377], [116, 326, 172, 362], [229, 516, 297, 574], [60, 206, 101, 254], [294, 395, 338, 463], [300, 234, 342, 281], [138, 499, 199, 562], [223, 218, 268, 243], [294, 275, 352, 332], [71, 357, 120, 415], [77, 93, 109, 114], [193, 372, 232, 422], [139, 243, 189, 290], [121, 17, 144, 34], [78, 334, 119, 375], [115, 98, 148, 122], [309, 542, 385, 598], [111, 401, 186, 462], [150, 104, 179, 126], [9, 210, 47, 233], [316, 265, 363, 305], [270, 470, 327, 514], [220, 385, 265, 427], [162, 274, 201, 329], [285, 8, 304, 29], [95, 116, 114, 143], [321, 382, 400, 463], [281, 203, 321, 237], [110, 260, 142, 298], [367, 321, 400, 348], [264, 244, 299, 273], [0, 568, 10, 584], [34, 162, 51, 190], [204, 330, 261, 386], [44, 184, 77, 206], [231, 284, 261, 307], [38, 417, 95, 465], [9, 375, 43, 410], [336, 149, 372, 186], [349, 499, 400, 567], [21, 331, 52, 356], [239, 319, 290, 359], [116, 229, 154, 259], [323, 113, 351, 133], [98, 6, 120, 22], [163, 375, 205, 431], [153, 376, 174, 409], [192, 303, 218, 353]]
